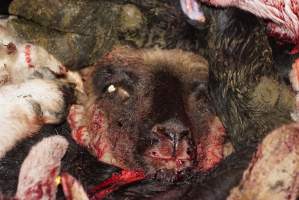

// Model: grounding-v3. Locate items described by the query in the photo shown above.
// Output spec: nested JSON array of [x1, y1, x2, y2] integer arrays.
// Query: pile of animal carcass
[[0, 17, 86, 199], [0, 2, 299, 200]]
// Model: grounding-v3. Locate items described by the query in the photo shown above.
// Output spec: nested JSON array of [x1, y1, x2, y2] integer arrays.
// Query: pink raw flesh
[[197, 118, 226, 171]]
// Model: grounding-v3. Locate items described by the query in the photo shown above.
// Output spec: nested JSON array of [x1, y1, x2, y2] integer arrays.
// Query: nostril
[[187, 148, 193, 156], [117, 121, 123, 128], [179, 130, 190, 140]]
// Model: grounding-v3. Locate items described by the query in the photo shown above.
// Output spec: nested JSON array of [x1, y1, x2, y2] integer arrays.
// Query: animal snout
[[152, 122, 190, 144], [150, 119, 192, 159]]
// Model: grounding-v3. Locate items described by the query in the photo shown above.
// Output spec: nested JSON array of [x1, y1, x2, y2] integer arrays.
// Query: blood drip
[[290, 44, 299, 54], [73, 126, 86, 146], [25, 44, 34, 68], [89, 170, 145, 200], [67, 108, 86, 145], [92, 143, 107, 160]]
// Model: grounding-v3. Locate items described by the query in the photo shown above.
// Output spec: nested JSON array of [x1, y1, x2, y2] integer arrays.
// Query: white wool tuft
[[0, 79, 65, 159], [16, 135, 69, 200]]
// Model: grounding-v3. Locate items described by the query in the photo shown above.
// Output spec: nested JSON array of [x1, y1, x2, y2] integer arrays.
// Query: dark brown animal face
[[70, 48, 226, 173]]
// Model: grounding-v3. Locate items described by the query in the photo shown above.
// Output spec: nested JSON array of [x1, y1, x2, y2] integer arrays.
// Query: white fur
[[0, 17, 19, 45], [12, 44, 65, 81], [0, 42, 66, 84], [0, 18, 84, 89], [0, 19, 71, 85], [0, 41, 84, 91], [0, 79, 65, 158], [0, 19, 85, 159], [16, 135, 69, 200]]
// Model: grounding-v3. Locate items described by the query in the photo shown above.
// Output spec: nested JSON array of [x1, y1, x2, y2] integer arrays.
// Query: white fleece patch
[[0, 18, 85, 159], [0, 20, 65, 81], [0, 79, 65, 159], [16, 135, 69, 200]]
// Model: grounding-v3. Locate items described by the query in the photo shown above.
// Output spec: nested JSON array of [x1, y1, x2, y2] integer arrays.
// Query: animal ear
[[289, 60, 299, 121], [196, 116, 233, 172]]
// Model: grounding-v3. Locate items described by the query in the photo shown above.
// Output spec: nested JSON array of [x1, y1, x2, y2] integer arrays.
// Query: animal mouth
[[146, 152, 193, 171]]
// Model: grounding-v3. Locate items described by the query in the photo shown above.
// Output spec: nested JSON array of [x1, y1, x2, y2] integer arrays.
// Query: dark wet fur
[[205, 8, 293, 149], [0, 123, 120, 199], [0, 122, 254, 199], [0, 6, 292, 200], [106, 147, 255, 200]]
